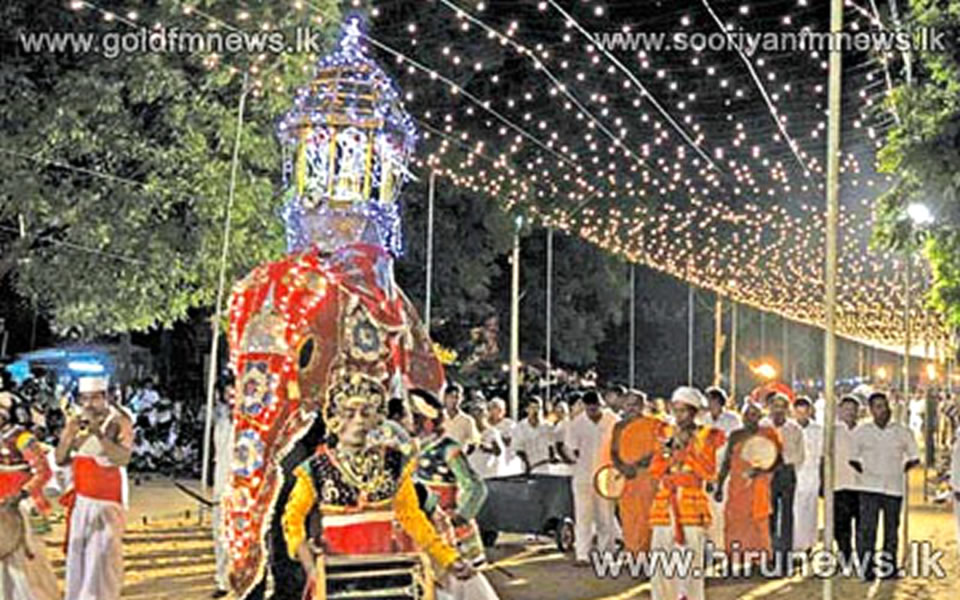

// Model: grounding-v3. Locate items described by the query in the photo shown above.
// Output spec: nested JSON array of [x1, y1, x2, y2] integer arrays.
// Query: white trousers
[[0, 503, 58, 600], [439, 572, 500, 600], [793, 476, 819, 551], [650, 524, 706, 600], [572, 481, 617, 561], [954, 497, 960, 559], [65, 496, 125, 600], [212, 502, 229, 591]]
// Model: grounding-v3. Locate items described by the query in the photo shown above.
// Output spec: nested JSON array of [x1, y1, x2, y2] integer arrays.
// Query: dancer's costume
[[0, 411, 58, 600]]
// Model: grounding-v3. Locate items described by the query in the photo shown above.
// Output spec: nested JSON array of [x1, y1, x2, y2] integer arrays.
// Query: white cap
[[77, 376, 108, 394], [671, 386, 706, 410]]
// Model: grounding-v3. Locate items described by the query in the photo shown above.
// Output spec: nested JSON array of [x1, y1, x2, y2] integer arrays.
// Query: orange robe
[[723, 426, 782, 557], [614, 416, 667, 552]]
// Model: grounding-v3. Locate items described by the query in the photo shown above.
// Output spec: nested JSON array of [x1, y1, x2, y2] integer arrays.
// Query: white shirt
[[467, 427, 505, 479], [564, 411, 618, 485], [513, 419, 555, 471], [851, 420, 919, 497], [445, 412, 481, 447], [796, 420, 823, 490], [833, 421, 860, 491], [701, 410, 741, 435], [763, 417, 805, 468]]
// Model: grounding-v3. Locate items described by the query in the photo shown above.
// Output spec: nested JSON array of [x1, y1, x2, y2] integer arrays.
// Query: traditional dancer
[[715, 402, 781, 564], [55, 375, 133, 600], [409, 388, 500, 600], [609, 389, 666, 553], [0, 391, 58, 600], [648, 387, 723, 600], [281, 374, 474, 600]]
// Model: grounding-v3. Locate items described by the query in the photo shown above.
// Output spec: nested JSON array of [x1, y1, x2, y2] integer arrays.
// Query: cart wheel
[[481, 530, 499, 548], [555, 518, 575, 553]]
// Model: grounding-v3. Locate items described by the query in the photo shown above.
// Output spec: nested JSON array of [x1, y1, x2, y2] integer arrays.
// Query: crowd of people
[[3, 367, 960, 600], [0, 372, 204, 479], [410, 379, 960, 600]]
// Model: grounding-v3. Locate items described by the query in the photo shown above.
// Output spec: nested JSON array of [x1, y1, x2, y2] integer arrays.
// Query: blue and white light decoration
[[277, 17, 418, 257]]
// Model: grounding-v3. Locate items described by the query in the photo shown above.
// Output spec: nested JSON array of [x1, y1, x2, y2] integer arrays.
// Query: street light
[[875, 366, 889, 381], [751, 361, 778, 380], [907, 202, 933, 226]]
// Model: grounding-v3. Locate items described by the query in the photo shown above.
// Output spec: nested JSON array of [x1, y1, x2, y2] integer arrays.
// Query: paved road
[[36, 473, 960, 599]]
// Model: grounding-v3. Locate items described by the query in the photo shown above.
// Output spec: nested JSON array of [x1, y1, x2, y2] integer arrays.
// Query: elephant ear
[[223, 253, 338, 599], [398, 289, 445, 398]]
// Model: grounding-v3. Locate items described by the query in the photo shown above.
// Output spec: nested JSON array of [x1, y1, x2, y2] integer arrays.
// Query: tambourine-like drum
[[740, 435, 778, 471], [0, 503, 26, 560], [315, 552, 435, 600], [593, 464, 626, 500]]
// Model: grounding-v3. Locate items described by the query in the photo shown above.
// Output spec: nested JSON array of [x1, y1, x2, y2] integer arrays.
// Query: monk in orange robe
[[609, 390, 668, 553], [714, 402, 782, 560]]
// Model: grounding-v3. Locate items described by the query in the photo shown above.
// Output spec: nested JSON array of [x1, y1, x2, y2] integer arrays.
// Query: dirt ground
[[33, 471, 960, 599]]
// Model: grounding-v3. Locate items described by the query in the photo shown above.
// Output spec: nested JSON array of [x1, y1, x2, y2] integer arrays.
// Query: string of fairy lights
[[36, 0, 952, 355]]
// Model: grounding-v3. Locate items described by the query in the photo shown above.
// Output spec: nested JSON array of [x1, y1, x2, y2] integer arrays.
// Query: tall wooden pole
[[629, 265, 636, 389], [546, 227, 553, 407], [730, 301, 738, 403], [822, 1, 844, 597], [902, 254, 912, 561], [714, 295, 724, 388], [688, 285, 695, 386], [509, 217, 522, 421], [202, 75, 249, 508]]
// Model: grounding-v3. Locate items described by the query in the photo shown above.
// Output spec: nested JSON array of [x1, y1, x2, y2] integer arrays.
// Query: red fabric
[[660, 472, 702, 544], [0, 470, 28, 501], [59, 488, 77, 554], [322, 520, 397, 555], [73, 456, 123, 504]]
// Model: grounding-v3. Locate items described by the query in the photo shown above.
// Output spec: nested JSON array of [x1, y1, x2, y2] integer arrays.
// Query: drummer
[[714, 401, 782, 568], [609, 389, 667, 553], [55, 374, 134, 600], [0, 391, 58, 600]]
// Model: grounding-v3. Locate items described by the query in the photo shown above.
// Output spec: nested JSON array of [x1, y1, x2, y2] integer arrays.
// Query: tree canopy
[[0, 0, 340, 334], [875, 0, 960, 326]]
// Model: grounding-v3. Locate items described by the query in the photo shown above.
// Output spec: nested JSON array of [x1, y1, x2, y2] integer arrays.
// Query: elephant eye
[[298, 337, 315, 370]]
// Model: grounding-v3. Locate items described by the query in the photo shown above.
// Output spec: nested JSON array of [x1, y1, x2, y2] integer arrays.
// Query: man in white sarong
[[793, 396, 823, 553], [211, 380, 235, 598], [56, 375, 133, 600], [0, 391, 59, 600], [563, 390, 619, 566]]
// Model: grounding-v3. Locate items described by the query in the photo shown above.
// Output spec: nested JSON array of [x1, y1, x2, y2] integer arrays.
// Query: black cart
[[475, 472, 575, 552]]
